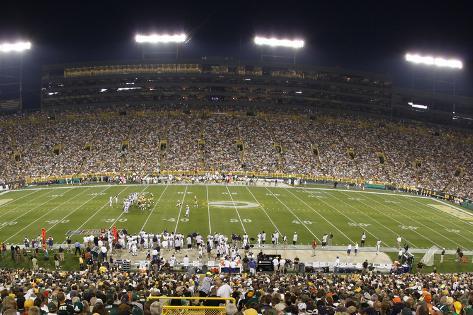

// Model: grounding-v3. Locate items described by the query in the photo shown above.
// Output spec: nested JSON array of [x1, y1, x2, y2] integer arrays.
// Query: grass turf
[[0, 184, 472, 255]]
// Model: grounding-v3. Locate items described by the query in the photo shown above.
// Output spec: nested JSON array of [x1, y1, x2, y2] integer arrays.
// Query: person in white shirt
[[376, 240, 382, 255], [361, 232, 366, 247], [109, 196, 113, 207], [347, 244, 352, 256], [169, 255, 176, 268], [334, 256, 340, 273], [183, 255, 190, 270], [396, 236, 402, 249], [322, 233, 328, 248], [216, 279, 232, 298], [272, 257, 279, 273], [354, 242, 359, 256], [279, 257, 286, 273], [293, 232, 298, 245]]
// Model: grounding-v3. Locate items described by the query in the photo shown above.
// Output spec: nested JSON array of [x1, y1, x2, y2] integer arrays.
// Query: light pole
[[253, 36, 305, 65], [0, 41, 32, 111]]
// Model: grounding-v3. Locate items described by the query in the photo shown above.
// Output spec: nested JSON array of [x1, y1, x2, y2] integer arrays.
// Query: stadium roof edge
[[41, 58, 390, 81]]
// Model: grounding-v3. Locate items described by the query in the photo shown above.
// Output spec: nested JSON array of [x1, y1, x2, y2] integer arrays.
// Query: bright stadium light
[[254, 36, 305, 49], [0, 41, 31, 53], [408, 101, 428, 110], [405, 53, 463, 69], [135, 33, 187, 44]]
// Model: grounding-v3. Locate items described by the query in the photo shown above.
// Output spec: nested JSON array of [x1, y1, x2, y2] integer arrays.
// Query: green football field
[[0, 184, 472, 251]]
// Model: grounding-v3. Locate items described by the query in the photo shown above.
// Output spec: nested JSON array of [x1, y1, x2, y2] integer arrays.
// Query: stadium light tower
[[405, 53, 463, 70], [134, 33, 187, 60], [404, 52, 463, 120], [0, 40, 32, 111], [253, 35, 305, 65]]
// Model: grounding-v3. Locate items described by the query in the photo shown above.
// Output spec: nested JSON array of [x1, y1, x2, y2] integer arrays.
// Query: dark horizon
[[1, 0, 472, 109]]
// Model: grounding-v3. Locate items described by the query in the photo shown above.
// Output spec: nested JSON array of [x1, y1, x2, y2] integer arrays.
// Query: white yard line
[[225, 185, 247, 234], [206, 185, 212, 234], [283, 188, 355, 243], [140, 185, 169, 231], [331, 190, 417, 247], [67, 186, 130, 240], [174, 186, 188, 234], [298, 187, 389, 247], [0, 189, 83, 233], [244, 186, 282, 235], [347, 193, 445, 248], [409, 198, 473, 238], [0, 189, 48, 220], [109, 185, 149, 229], [362, 193, 466, 249], [46, 186, 112, 234], [400, 197, 473, 243], [263, 187, 319, 241], [4, 187, 92, 243]]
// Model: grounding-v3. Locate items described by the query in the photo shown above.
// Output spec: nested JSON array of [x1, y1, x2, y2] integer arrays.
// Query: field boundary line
[[66, 186, 130, 240], [244, 186, 282, 234], [4, 187, 92, 242], [363, 193, 466, 249], [141, 185, 169, 231], [332, 190, 417, 247], [46, 186, 112, 234], [109, 185, 149, 229], [263, 187, 319, 241], [298, 187, 431, 199], [0, 189, 48, 220], [225, 185, 247, 234], [283, 188, 355, 243], [174, 186, 188, 234], [206, 185, 212, 234]]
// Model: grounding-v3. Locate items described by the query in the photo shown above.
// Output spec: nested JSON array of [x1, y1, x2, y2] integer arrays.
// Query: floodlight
[[0, 41, 31, 53], [408, 101, 428, 110], [254, 36, 304, 49], [135, 33, 187, 44], [405, 53, 463, 69]]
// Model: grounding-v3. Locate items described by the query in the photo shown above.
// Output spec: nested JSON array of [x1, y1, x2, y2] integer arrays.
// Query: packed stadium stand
[[0, 61, 472, 201]]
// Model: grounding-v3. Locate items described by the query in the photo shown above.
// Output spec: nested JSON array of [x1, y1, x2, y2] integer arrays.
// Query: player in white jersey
[[109, 196, 113, 207], [376, 240, 382, 255], [185, 205, 190, 217], [396, 235, 402, 249], [354, 242, 359, 256], [115, 195, 118, 204], [322, 233, 328, 248], [194, 195, 198, 207]]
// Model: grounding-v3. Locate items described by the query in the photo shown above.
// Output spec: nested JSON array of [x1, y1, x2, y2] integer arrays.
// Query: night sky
[[1, 0, 472, 109]]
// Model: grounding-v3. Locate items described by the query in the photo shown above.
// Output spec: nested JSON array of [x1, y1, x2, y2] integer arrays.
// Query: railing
[[146, 297, 235, 315]]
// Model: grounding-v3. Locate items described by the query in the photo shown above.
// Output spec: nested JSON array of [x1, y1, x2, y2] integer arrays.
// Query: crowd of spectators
[[0, 266, 473, 315], [0, 105, 472, 199]]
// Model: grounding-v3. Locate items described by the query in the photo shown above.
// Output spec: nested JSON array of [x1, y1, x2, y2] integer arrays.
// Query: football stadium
[[0, 2, 473, 315]]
